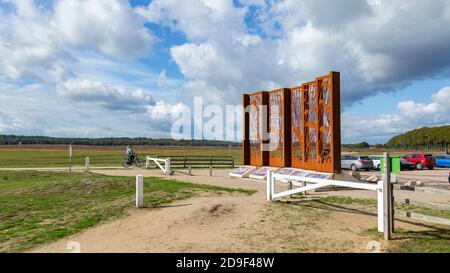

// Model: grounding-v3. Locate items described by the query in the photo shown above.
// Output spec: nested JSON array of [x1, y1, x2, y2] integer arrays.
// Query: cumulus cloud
[[58, 79, 154, 111], [147, 100, 189, 121], [54, 0, 153, 59], [0, 111, 37, 134], [0, 0, 153, 81], [342, 87, 450, 143], [138, 0, 450, 106]]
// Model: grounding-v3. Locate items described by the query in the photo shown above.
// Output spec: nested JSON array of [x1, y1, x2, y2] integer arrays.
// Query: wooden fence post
[[136, 175, 144, 208], [85, 157, 90, 173], [382, 152, 392, 240]]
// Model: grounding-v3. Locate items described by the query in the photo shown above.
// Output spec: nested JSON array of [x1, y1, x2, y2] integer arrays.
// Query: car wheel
[[377, 164, 380, 170], [416, 163, 423, 170], [351, 164, 357, 171], [428, 166, 434, 170]]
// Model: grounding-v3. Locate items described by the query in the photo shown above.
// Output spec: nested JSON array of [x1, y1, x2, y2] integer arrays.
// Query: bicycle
[[122, 155, 143, 168]]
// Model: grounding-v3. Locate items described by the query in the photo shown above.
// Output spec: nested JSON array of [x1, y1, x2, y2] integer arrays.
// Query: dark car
[[400, 158, 415, 170], [402, 154, 436, 170]]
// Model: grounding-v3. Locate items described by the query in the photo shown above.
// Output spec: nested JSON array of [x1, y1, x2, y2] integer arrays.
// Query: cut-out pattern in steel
[[243, 71, 340, 173], [249, 93, 263, 166]]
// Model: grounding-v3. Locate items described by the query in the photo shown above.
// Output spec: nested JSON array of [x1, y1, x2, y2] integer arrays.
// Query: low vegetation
[[0, 146, 242, 168], [0, 171, 253, 252]]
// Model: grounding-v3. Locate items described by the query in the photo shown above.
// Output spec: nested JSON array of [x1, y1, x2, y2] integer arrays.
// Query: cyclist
[[126, 145, 136, 164]]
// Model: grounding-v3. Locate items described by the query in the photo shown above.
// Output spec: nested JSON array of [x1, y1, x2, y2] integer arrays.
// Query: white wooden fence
[[146, 156, 171, 175], [266, 170, 387, 233]]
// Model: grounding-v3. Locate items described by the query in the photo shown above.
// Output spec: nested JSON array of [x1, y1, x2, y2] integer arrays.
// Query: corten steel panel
[[244, 91, 269, 167], [291, 86, 304, 167], [243, 71, 340, 173], [268, 88, 291, 167], [290, 72, 341, 173]]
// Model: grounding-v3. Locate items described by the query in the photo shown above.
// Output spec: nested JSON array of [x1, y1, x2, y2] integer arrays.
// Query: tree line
[[385, 125, 449, 149], [0, 135, 241, 147]]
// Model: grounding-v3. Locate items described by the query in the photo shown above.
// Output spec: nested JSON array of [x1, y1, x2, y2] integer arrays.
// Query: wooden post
[[391, 179, 395, 233], [377, 180, 384, 232], [209, 165, 213, 177], [266, 170, 272, 201], [188, 166, 192, 175], [145, 156, 150, 169], [288, 181, 293, 198], [136, 175, 144, 208], [85, 157, 90, 173], [382, 152, 392, 240], [184, 155, 187, 168], [165, 158, 171, 176], [68, 144, 72, 173]]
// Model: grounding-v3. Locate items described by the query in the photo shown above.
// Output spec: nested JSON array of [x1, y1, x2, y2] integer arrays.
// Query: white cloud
[[138, 0, 450, 106], [58, 79, 154, 111], [342, 87, 450, 143], [147, 100, 189, 121], [54, 0, 153, 59], [0, 0, 153, 82]]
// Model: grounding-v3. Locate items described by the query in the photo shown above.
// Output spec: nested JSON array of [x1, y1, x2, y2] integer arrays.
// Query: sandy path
[[32, 193, 265, 253], [30, 168, 449, 253]]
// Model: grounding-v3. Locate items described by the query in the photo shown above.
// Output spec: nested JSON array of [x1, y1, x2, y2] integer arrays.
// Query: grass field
[[0, 145, 242, 168], [0, 171, 254, 252], [1, 144, 446, 169]]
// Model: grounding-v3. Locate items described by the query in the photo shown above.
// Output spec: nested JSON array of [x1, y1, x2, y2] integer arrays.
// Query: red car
[[402, 154, 436, 170]]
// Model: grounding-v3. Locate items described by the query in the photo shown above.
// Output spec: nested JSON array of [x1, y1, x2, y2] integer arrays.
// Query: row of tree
[[385, 125, 450, 149], [1, 125, 448, 149], [0, 135, 241, 147]]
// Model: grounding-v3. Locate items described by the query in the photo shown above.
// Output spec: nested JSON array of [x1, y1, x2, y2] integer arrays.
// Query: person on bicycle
[[126, 145, 136, 163]]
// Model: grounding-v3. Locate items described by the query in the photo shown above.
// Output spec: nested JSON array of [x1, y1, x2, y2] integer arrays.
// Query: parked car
[[341, 155, 374, 171], [402, 154, 436, 170], [435, 155, 450, 168], [370, 155, 382, 169], [400, 158, 415, 170]]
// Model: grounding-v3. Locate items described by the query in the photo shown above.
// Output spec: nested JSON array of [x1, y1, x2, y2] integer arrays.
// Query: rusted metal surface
[[243, 91, 269, 166], [290, 72, 341, 173], [268, 88, 291, 167], [242, 71, 341, 173]]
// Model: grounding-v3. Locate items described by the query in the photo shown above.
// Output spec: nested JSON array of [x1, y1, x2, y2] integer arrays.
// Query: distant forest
[[1, 125, 448, 149], [0, 135, 241, 147], [385, 125, 450, 149]]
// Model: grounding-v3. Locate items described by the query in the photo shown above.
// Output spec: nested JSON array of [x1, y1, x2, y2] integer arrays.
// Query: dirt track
[[30, 168, 450, 253]]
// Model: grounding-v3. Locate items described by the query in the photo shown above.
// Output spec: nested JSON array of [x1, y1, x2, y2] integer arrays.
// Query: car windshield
[[359, 156, 370, 160], [425, 154, 433, 158]]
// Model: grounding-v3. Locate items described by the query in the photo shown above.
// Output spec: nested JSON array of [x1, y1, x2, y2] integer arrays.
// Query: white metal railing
[[266, 170, 385, 232], [146, 156, 171, 175]]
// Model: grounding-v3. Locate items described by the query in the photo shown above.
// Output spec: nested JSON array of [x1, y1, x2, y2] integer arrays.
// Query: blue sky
[[0, 0, 449, 144]]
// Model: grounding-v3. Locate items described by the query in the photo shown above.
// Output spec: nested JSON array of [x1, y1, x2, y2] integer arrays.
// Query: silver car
[[341, 155, 374, 171]]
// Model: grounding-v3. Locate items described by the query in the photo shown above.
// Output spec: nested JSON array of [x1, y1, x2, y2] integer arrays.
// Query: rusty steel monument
[[242, 71, 341, 173]]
